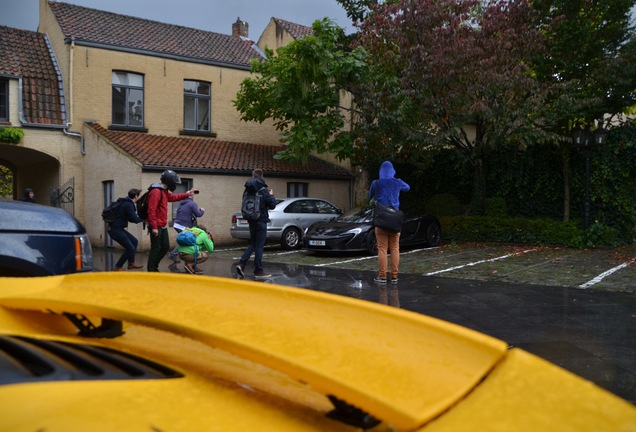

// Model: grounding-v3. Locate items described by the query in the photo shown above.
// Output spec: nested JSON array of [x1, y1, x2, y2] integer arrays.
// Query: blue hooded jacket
[[368, 161, 410, 209]]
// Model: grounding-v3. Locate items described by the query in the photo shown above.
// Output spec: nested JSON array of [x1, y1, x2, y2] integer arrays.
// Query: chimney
[[232, 17, 249, 38]]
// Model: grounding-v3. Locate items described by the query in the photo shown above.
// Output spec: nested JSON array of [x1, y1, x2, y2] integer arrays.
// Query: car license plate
[[309, 240, 325, 246], [239, 219, 248, 225]]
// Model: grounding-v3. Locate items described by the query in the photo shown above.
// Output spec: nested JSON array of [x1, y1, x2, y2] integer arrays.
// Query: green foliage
[[0, 127, 24, 144], [425, 194, 464, 217], [440, 216, 586, 247], [484, 197, 508, 218], [0, 165, 13, 198], [234, 19, 367, 162]]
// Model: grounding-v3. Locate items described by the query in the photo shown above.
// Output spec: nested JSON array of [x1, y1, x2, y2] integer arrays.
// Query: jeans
[[240, 220, 267, 274], [147, 227, 169, 272], [375, 227, 401, 279], [170, 227, 183, 260], [109, 228, 139, 268]]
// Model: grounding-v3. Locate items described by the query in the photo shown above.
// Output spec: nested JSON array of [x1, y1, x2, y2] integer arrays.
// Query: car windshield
[[338, 207, 374, 223]]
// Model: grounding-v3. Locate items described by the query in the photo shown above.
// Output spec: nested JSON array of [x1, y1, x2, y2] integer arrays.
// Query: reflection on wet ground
[[94, 247, 636, 403]]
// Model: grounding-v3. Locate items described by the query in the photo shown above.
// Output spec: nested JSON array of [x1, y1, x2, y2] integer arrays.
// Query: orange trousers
[[375, 227, 400, 279]]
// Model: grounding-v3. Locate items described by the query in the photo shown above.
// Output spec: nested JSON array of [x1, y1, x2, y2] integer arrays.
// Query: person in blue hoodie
[[235, 169, 277, 279], [368, 161, 410, 284], [109, 188, 144, 271]]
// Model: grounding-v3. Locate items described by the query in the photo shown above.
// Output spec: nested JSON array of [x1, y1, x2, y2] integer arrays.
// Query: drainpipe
[[64, 37, 85, 155]]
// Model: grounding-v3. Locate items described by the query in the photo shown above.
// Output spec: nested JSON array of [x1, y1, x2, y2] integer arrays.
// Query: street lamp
[[571, 125, 607, 229]]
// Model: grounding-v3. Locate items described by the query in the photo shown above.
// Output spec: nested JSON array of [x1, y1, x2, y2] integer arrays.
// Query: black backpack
[[136, 186, 162, 221], [241, 187, 267, 221], [101, 199, 123, 223]]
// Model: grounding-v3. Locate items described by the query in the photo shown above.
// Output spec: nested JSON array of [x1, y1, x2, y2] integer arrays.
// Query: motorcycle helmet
[[160, 170, 181, 192]]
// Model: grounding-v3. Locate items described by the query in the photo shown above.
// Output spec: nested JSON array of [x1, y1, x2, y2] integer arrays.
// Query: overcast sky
[[0, 0, 354, 39]]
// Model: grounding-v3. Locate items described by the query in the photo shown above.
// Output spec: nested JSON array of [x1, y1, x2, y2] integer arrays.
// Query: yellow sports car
[[0, 272, 634, 431]]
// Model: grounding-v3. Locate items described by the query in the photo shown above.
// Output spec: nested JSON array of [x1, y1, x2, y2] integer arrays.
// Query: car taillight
[[231, 215, 237, 224]]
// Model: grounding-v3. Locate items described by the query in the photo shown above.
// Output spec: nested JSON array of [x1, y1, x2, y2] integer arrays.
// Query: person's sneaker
[[391, 278, 398, 284], [128, 263, 143, 270], [374, 277, 387, 284], [254, 272, 272, 279], [236, 263, 245, 278]]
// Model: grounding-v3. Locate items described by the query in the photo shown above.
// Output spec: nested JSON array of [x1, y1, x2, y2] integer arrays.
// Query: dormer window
[[0, 80, 8, 122]]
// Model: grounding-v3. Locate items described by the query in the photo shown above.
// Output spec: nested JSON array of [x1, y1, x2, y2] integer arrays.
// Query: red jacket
[[146, 186, 190, 230]]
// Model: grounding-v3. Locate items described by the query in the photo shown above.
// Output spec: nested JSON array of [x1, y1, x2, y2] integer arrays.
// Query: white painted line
[[315, 255, 375, 267], [577, 260, 634, 289], [315, 247, 440, 267], [231, 249, 304, 260], [425, 248, 538, 276]]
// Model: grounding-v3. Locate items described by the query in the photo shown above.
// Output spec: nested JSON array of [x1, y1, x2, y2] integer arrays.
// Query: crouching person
[[177, 224, 214, 275]]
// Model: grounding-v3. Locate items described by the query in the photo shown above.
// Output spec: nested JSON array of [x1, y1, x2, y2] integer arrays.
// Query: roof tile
[[48, 1, 264, 68], [87, 123, 352, 179], [273, 18, 314, 40], [0, 25, 65, 126]]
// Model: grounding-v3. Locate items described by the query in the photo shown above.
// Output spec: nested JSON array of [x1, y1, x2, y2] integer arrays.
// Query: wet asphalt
[[93, 245, 636, 403]]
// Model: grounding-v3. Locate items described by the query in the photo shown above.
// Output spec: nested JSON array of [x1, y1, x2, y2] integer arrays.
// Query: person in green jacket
[[177, 225, 214, 275]]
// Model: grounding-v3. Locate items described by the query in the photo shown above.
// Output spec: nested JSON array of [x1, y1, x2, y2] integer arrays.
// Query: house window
[[183, 80, 210, 132], [112, 72, 144, 127], [0, 80, 8, 121], [287, 183, 308, 198]]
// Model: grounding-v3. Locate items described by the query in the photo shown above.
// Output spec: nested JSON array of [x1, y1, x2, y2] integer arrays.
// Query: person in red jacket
[[146, 170, 196, 272]]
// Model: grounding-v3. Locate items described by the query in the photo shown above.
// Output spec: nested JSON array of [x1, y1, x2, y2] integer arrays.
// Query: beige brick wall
[[257, 19, 299, 52], [58, 45, 281, 145], [30, 0, 356, 255], [81, 128, 352, 251]]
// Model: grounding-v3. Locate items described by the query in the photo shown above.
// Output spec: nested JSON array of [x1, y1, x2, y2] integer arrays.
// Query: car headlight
[[346, 228, 364, 235]]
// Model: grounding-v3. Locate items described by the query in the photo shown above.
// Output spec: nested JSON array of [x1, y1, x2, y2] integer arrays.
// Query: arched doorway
[[0, 144, 68, 211]]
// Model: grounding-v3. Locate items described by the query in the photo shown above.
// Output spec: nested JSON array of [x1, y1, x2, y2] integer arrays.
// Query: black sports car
[[304, 207, 441, 254]]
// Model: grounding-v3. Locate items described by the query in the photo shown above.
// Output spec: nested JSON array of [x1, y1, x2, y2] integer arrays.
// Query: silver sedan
[[230, 197, 342, 250]]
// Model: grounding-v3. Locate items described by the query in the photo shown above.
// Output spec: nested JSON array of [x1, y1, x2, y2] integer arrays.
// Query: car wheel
[[366, 231, 378, 255], [426, 222, 442, 247], [281, 227, 301, 250]]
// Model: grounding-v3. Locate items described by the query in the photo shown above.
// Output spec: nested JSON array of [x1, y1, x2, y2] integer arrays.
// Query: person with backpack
[[146, 170, 196, 272], [236, 168, 277, 279], [169, 195, 205, 263], [108, 188, 144, 271], [177, 224, 215, 275], [368, 160, 410, 285]]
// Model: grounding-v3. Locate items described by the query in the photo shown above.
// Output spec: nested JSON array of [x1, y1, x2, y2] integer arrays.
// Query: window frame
[[111, 71, 146, 130], [0, 79, 8, 122], [287, 183, 308, 198], [182, 79, 212, 136]]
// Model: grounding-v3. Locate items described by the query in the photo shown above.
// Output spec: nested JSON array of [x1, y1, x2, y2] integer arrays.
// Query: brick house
[[0, 0, 354, 251]]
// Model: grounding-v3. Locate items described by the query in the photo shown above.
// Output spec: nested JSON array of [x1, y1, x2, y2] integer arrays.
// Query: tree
[[234, 19, 367, 163], [356, 0, 554, 214], [530, 0, 636, 222]]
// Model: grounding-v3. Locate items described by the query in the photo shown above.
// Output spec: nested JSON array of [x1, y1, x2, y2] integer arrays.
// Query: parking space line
[[577, 259, 635, 289], [425, 248, 539, 276], [315, 255, 375, 267], [314, 247, 440, 267]]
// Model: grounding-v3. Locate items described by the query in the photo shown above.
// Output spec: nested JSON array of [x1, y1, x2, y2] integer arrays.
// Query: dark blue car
[[0, 201, 93, 276]]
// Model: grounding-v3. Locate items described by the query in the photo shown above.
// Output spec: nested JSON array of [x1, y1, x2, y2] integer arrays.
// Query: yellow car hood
[[0, 273, 633, 431]]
